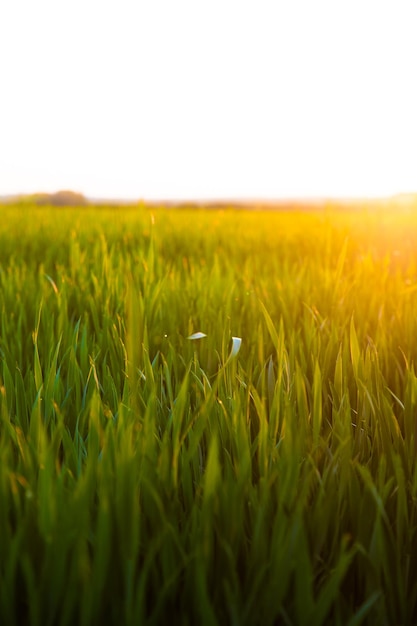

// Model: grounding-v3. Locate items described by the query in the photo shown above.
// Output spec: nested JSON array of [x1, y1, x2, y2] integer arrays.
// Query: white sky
[[1, 0, 417, 200]]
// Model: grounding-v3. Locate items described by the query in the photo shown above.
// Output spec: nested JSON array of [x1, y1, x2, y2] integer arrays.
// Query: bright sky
[[1, 1, 417, 200]]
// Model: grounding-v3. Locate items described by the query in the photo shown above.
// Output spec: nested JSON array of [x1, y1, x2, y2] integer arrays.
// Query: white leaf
[[187, 332, 207, 340], [229, 336, 242, 359]]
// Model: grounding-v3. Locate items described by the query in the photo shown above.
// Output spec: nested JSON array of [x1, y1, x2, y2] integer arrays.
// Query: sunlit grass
[[1, 203, 417, 624]]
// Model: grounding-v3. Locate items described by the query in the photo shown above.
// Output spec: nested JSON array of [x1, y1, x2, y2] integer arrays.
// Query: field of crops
[[1, 203, 417, 625]]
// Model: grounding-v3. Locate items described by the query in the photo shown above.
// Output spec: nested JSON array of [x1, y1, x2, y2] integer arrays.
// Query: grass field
[[1, 203, 417, 625]]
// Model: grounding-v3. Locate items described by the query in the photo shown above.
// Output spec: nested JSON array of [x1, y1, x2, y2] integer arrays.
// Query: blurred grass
[[1, 203, 417, 624]]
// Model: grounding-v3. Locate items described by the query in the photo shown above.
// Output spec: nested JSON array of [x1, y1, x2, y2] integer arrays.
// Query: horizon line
[[1, 191, 417, 205]]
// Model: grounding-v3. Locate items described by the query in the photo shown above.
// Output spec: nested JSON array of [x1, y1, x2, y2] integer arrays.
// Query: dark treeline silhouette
[[31, 190, 88, 206]]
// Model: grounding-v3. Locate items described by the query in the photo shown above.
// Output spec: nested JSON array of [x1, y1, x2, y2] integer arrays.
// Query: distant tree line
[[30, 190, 88, 206]]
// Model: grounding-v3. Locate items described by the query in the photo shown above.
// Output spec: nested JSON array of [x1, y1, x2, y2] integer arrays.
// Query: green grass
[[1, 203, 417, 624]]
